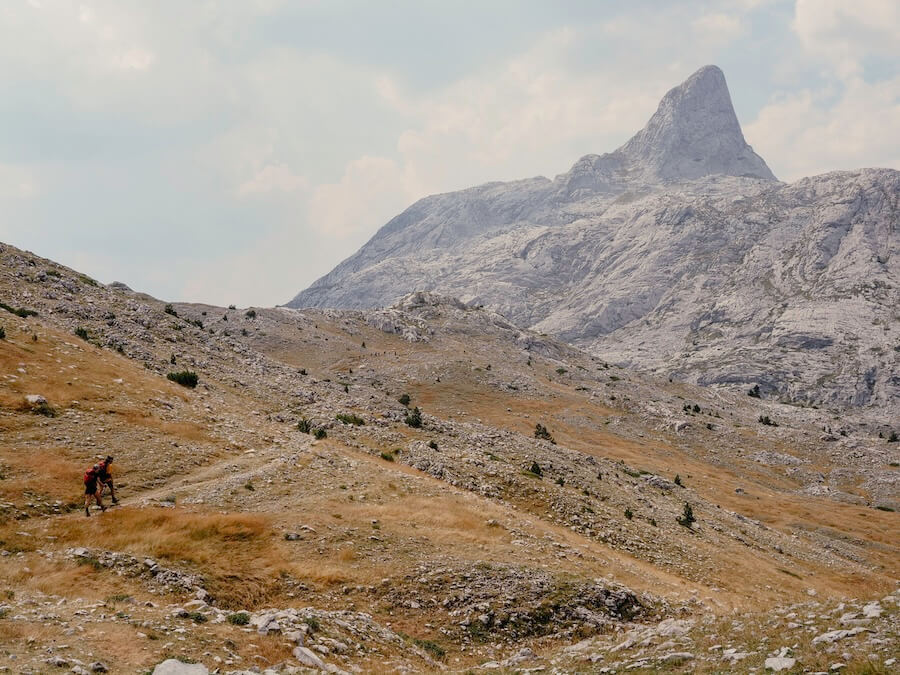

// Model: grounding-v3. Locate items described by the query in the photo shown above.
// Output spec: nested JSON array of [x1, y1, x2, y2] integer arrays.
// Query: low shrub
[[227, 612, 250, 625], [624, 508, 633, 520], [405, 406, 422, 428], [167, 370, 199, 388], [398, 393, 411, 406], [534, 423, 555, 443], [747, 384, 761, 398], [74, 327, 90, 341], [758, 415, 778, 427], [428, 440, 438, 450], [529, 462, 542, 477], [297, 418, 312, 434], [413, 638, 446, 660], [314, 428, 327, 440], [164, 303, 177, 317], [888, 431, 898, 443], [245, 309, 257, 319], [32, 401, 57, 417], [380, 452, 395, 462], [0, 301, 38, 318], [336, 413, 365, 426]]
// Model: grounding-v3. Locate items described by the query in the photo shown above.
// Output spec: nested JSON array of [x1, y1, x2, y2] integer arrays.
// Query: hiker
[[96, 455, 118, 505], [83, 464, 106, 517]]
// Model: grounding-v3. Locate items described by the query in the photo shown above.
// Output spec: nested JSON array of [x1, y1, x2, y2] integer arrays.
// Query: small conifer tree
[[677, 502, 695, 528]]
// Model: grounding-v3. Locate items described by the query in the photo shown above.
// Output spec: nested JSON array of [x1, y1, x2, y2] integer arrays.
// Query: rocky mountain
[[288, 66, 899, 416]]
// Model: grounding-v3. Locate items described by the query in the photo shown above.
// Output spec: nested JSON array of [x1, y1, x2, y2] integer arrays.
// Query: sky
[[1, 0, 898, 307]]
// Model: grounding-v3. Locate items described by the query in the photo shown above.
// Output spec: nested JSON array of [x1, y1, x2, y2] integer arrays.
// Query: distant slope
[[287, 66, 899, 413]]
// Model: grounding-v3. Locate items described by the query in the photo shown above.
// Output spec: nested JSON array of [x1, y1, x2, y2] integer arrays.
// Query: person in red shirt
[[83, 464, 106, 517], [96, 455, 118, 505]]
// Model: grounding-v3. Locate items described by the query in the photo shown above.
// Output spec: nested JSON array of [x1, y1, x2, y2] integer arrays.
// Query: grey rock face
[[289, 66, 897, 414]]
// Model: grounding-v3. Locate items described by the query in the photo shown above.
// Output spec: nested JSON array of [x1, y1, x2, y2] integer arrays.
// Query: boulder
[[765, 656, 797, 671], [293, 646, 327, 670], [152, 660, 209, 675]]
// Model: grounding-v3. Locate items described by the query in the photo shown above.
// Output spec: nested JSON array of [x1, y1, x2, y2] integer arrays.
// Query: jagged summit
[[290, 66, 780, 311], [563, 65, 776, 188], [619, 65, 775, 181]]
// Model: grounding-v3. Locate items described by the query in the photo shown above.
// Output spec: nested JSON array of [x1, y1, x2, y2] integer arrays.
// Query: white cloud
[[307, 156, 413, 240], [745, 75, 900, 180], [0, 164, 38, 199], [692, 13, 744, 46], [793, 0, 900, 79], [238, 164, 308, 197]]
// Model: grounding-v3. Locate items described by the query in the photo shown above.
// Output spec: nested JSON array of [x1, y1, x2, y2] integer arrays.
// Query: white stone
[[151, 660, 208, 675], [765, 656, 797, 671]]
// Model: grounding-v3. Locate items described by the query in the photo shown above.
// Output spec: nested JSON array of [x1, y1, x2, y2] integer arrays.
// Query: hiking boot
[[85, 506, 90, 517], [99, 504, 107, 512], [111, 497, 119, 505]]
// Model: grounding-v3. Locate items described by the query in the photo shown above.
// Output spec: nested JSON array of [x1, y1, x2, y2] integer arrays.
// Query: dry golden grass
[[112, 406, 211, 442], [0, 322, 188, 415], [0, 448, 84, 502], [14, 506, 285, 609]]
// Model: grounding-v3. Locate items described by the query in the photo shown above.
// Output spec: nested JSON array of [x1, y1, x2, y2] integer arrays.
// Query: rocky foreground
[[1, 242, 898, 672]]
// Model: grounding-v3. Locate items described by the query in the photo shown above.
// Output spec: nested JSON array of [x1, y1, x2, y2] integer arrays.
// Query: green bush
[[677, 502, 695, 528], [624, 508, 633, 520], [405, 406, 422, 428], [164, 303, 177, 317], [227, 612, 250, 625], [336, 413, 365, 426], [413, 638, 446, 660], [32, 401, 57, 417], [758, 415, 778, 427], [674, 474, 683, 487], [167, 370, 199, 388], [380, 452, 395, 462], [529, 462, 542, 477], [74, 327, 90, 341], [0, 301, 38, 318], [534, 423, 555, 443], [314, 428, 327, 440], [297, 418, 312, 434], [398, 393, 411, 406]]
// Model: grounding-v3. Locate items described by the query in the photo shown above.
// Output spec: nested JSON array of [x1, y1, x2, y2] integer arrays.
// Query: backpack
[[84, 468, 96, 484]]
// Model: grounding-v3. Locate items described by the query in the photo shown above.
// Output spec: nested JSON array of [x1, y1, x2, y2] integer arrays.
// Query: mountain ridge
[[287, 67, 898, 416]]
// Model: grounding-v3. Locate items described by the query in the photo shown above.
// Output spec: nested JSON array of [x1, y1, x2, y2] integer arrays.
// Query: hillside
[[288, 66, 900, 417], [1, 242, 898, 673]]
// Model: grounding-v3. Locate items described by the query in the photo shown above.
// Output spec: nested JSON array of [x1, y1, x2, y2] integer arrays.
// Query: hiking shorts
[[84, 480, 98, 495]]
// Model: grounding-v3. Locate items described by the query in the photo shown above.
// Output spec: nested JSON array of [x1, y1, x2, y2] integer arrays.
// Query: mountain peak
[[618, 65, 776, 182]]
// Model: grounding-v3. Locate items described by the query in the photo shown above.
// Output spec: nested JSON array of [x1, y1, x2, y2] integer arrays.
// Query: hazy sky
[[1, 0, 898, 307]]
